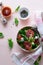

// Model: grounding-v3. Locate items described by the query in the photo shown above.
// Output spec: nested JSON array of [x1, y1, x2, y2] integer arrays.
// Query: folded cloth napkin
[[11, 47, 42, 65]]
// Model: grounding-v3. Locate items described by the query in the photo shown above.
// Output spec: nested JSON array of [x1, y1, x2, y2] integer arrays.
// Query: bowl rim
[[16, 26, 41, 52]]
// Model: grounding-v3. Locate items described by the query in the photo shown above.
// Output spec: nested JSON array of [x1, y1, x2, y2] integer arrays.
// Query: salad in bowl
[[17, 26, 40, 52]]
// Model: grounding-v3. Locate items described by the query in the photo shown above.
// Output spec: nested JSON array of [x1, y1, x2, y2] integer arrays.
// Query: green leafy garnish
[[29, 37, 34, 42], [15, 5, 20, 12], [32, 42, 37, 49], [20, 34, 29, 41], [34, 61, 39, 65], [19, 29, 26, 35], [0, 32, 4, 38], [38, 55, 41, 61], [34, 55, 41, 65], [14, 18, 19, 26], [8, 39, 13, 49]]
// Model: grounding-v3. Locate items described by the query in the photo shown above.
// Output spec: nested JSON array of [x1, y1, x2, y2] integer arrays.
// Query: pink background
[[0, 0, 43, 65]]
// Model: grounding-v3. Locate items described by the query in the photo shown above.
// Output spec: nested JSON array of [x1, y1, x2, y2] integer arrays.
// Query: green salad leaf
[[14, 18, 19, 26], [15, 5, 20, 12], [19, 29, 26, 35], [29, 37, 34, 42], [32, 42, 37, 49], [8, 39, 13, 49], [20, 34, 29, 41], [0, 32, 4, 38]]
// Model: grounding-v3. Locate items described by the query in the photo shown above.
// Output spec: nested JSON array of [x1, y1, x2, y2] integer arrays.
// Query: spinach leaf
[[14, 18, 19, 26], [29, 37, 34, 42], [0, 32, 4, 38], [8, 39, 13, 49], [19, 29, 26, 35], [32, 44, 37, 49], [20, 34, 29, 41], [17, 39, 24, 43], [15, 5, 20, 12], [34, 61, 39, 65], [20, 43, 24, 48]]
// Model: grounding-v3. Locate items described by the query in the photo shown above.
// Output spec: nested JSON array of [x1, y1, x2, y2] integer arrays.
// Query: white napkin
[[11, 47, 42, 65]]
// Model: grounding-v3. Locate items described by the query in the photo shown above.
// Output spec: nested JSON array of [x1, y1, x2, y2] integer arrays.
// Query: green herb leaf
[[14, 18, 19, 26], [15, 5, 20, 12], [0, 32, 4, 38], [38, 55, 41, 61], [34, 61, 39, 65], [32, 42, 37, 49], [34, 55, 41, 65], [8, 39, 13, 49], [20, 34, 29, 41], [29, 37, 34, 42]]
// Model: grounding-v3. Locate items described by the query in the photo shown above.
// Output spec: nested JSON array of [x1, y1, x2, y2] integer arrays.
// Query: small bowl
[[17, 26, 40, 53], [2, 6, 12, 19], [18, 7, 30, 20]]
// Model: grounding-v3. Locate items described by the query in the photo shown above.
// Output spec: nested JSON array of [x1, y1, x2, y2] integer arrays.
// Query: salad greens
[[20, 34, 29, 41], [15, 5, 20, 12], [19, 29, 26, 35], [14, 18, 19, 26], [32, 43, 37, 49], [0, 32, 4, 38], [29, 37, 34, 42], [8, 39, 13, 49], [17, 27, 40, 50]]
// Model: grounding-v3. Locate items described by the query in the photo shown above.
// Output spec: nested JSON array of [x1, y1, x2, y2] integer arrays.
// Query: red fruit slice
[[17, 34, 22, 40], [34, 39, 39, 45], [24, 41, 32, 50], [41, 38, 43, 42], [26, 29, 34, 37]]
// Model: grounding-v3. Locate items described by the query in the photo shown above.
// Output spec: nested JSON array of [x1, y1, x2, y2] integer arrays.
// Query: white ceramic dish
[[18, 7, 30, 20], [17, 26, 41, 53]]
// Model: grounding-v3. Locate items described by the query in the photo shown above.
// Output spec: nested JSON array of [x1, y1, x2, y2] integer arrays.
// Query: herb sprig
[[34, 55, 41, 65], [8, 39, 13, 49], [14, 18, 19, 26], [0, 32, 4, 38], [15, 5, 20, 12]]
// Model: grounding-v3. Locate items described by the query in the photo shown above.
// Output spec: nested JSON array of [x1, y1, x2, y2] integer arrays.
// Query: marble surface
[[0, 0, 43, 65]]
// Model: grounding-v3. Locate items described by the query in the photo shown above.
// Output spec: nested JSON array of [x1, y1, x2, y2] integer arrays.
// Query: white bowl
[[18, 7, 30, 20], [17, 26, 41, 53]]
